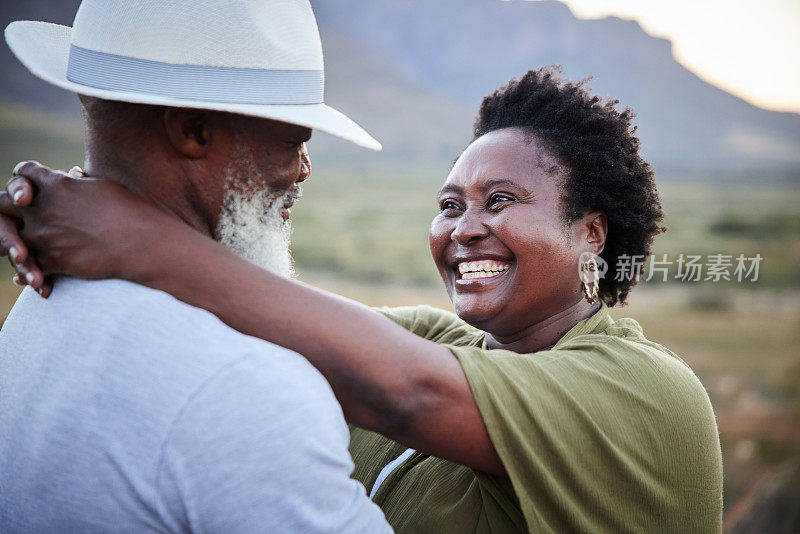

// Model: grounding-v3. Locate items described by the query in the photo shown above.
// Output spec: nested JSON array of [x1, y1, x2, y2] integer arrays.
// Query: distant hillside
[[313, 0, 800, 175], [2, 0, 799, 176]]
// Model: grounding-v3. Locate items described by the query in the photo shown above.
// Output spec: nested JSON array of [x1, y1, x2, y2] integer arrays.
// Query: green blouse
[[349, 303, 723, 533]]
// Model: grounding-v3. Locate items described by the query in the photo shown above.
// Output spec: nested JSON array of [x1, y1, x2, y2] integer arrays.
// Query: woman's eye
[[488, 193, 514, 208], [439, 200, 462, 214]]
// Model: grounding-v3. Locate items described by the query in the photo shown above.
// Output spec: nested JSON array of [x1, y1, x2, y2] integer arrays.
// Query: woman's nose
[[451, 210, 490, 246], [297, 143, 311, 183]]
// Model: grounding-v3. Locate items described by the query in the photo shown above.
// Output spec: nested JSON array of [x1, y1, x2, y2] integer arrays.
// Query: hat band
[[66, 45, 324, 105]]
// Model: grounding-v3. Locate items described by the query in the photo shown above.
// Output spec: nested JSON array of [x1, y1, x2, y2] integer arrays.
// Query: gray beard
[[213, 147, 298, 278]]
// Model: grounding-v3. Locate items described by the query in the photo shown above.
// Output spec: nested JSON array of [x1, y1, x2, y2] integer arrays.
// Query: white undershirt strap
[[369, 448, 416, 500]]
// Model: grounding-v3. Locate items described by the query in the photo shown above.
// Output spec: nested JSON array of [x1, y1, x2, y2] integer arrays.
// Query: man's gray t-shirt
[[0, 278, 390, 533]]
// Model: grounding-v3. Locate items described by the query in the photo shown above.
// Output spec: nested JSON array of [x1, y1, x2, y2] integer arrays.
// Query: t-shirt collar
[[553, 301, 614, 348], [478, 302, 615, 351]]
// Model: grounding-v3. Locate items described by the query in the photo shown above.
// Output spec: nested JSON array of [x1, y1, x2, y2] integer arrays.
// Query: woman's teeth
[[462, 271, 503, 279], [458, 261, 510, 279]]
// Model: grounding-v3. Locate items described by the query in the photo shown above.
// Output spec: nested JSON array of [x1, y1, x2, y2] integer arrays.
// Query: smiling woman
[[0, 67, 722, 533], [431, 128, 602, 337]]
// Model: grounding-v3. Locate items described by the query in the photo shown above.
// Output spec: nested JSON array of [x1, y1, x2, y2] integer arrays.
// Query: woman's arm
[[147, 227, 505, 474], [0, 162, 505, 475]]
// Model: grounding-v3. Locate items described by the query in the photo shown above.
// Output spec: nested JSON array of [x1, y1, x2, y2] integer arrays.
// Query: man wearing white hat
[[0, 1, 391, 532]]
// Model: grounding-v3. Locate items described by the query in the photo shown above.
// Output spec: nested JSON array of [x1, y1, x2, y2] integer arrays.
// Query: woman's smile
[[453, 258, 513, 288]]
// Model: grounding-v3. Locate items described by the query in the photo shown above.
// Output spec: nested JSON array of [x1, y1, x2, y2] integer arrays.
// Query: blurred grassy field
[[1, 112, 798, 529]]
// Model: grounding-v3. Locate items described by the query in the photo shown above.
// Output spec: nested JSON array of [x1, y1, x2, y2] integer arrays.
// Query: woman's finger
[[12, 161, 62, 190], [8, 257, 49, 297], [6, 175, 36, 207], [37, 277, 54, 298], [0, 191, 23, 217], [67, 166, 85, 178], [15, 255, 44, 290], [0, 213, 27, 263]]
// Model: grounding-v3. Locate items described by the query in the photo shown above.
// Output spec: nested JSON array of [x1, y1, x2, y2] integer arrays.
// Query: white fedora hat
[[4, 0, 381, 151]]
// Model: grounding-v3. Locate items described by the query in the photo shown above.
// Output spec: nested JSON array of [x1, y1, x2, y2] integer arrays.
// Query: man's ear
[[585, 211, 607, 254], [163, 108, 212, 158]]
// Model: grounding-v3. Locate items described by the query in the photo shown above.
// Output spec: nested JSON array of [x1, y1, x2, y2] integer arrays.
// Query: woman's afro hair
[[473, 66, 666, 306]]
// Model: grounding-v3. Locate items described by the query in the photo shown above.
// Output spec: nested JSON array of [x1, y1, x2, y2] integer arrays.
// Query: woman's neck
[[484, 298, 601, 354]]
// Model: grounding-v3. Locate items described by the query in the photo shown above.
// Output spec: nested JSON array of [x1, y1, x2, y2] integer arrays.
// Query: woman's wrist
[[123, 214, 196, 287], [130, 217, 233, 315]]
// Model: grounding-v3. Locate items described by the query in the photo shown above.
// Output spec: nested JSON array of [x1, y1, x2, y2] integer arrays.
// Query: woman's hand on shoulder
[[0, 161, 163, 295]]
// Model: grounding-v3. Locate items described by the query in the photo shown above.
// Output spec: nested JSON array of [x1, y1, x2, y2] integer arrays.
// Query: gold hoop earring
[[580, 255, 600, 304]]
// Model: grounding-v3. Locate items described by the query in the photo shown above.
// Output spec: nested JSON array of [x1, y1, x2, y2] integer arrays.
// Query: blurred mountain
[[313, 0, 800, 175], [2, 0, 799, 176]]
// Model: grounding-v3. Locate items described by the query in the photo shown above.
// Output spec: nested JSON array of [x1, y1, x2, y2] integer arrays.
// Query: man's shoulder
[[49, 277, 217, 318], [4, 277, 335, 421], [5, 278, 311, 378], [44, 277, 259, 343]]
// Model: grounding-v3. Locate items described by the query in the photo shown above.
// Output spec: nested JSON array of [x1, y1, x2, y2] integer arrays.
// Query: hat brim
[[5, 21, 382, 151]]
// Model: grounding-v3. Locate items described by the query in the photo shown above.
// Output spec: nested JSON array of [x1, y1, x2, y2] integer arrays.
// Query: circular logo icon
[[578, 252, 608, 283]]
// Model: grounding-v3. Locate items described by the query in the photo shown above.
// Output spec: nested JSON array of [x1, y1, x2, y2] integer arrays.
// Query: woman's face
[[429, 127, 597, 336]]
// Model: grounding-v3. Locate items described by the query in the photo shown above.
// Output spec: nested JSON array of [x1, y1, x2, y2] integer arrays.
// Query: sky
[[519, 0, 800, 114]]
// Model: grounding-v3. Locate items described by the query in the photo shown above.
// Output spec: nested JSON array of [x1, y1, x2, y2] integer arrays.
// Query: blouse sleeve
[[375, 305, 482, 344], [448, 338, 723, 533]]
